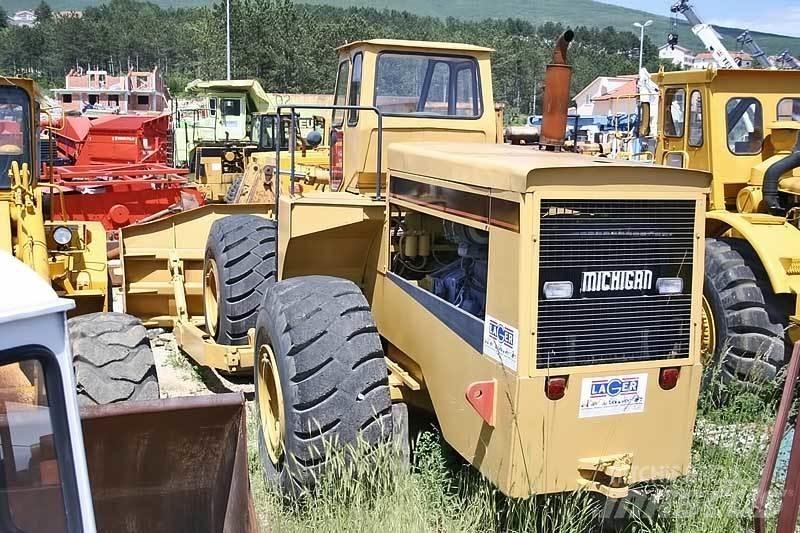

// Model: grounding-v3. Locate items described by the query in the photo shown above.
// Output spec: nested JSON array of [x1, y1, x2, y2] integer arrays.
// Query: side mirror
[[639, 102, 651, 137], [305, 130, 323, 149]]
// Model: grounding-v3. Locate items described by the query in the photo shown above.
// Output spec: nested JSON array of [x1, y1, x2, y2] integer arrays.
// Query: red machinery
[[45, 114, 205, 234], [48, 163, 203, 231]]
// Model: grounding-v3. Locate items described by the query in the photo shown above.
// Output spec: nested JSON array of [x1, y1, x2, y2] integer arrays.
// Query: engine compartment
[[389, 206, 488, 319]]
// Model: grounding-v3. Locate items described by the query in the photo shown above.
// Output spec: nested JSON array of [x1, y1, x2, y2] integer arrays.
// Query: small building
[[692, 51, 753, 69], [590, 78, 639, 116], [52, 67, 168, 114], [658, 44, 696, 69], [8, 10, 36, 27], [572, 75, 637, 116]]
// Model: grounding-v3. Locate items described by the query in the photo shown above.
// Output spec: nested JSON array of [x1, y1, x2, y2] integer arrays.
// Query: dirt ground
[[149, 329, 255, 399]]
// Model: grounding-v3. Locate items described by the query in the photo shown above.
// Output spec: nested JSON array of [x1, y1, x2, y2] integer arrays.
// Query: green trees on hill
[[0, 0, 666, 116]]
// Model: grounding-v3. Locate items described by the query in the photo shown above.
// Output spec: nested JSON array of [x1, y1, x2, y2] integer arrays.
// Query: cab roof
[[656, 67, 800, 85], [0, 252, 73, 324], [336, 39, 494, 54], [388, 142, 711, 193]]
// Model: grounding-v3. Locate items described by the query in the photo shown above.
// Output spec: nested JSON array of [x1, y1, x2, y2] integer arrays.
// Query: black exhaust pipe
[[764, 146, 800, 215]]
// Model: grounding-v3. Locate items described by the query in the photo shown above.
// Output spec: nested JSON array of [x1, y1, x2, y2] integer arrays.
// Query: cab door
[[660, 85, 689, 168]]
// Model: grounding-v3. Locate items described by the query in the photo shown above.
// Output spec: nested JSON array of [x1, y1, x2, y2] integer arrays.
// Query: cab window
[[726, 97, 763, 155], [688, 90, 703, 147], [777, 98, 800, 121], [0, 348, 76, 531], [374, 53, 482, 118], [663, 88, 686, 137], [220, 98, 241, 116], [0, 87, 31, 190], [332, 60, 350, 127], [347, 53, 363, 125]]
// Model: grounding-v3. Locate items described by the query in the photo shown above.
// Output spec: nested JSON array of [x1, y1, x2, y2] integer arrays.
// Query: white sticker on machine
[[578, 373, 648, 418], [483, 315, 518, 371]]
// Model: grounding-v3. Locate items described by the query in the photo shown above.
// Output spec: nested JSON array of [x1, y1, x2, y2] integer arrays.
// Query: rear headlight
[[543, 281, 573, 299], [545, 376, 568, 400], [656, 277, 683, 295], [659, 367, 680, 390]]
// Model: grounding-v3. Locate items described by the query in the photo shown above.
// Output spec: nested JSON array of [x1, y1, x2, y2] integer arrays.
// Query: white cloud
[[709, 6, 800, 38]]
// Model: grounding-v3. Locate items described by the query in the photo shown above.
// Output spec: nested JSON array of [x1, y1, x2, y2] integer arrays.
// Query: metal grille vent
[[536, 199, 695, 369]]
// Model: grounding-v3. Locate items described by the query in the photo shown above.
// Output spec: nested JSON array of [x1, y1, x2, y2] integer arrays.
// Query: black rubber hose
[[764, 149, 800, 215]]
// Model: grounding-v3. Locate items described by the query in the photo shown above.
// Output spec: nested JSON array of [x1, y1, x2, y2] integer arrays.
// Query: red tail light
[[659, 367, 680, 390], [545, 376, 568, 400], [330, 128, 343, 191]]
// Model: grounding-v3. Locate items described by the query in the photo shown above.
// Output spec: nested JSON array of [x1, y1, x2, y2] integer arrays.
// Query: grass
[[245, 368, 789, 533]]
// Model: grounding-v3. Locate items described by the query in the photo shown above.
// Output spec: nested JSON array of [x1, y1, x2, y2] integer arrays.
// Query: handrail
[[275, 104, 384, 201]]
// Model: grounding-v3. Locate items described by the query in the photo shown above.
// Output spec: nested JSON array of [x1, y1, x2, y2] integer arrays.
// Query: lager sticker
[[578, 373, 648, 418], [483, 315, 518, 371]]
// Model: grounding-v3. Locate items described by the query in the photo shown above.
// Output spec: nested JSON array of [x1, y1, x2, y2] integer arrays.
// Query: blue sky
[[599, 0, 800, 37]]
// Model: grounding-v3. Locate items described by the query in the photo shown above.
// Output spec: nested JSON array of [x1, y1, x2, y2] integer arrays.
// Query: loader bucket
[[79, 393, 257, 533]]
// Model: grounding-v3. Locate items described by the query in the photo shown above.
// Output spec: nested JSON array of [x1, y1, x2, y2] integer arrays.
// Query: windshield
[[0, 87, 31, 189], [374, 53, 482, 118]]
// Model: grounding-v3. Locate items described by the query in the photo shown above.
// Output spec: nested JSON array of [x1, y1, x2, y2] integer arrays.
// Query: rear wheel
[[204, 215, 276, 345], [703, 238, 790, 387], [254, 276, 393, 496], [68, 312, 159, 405]]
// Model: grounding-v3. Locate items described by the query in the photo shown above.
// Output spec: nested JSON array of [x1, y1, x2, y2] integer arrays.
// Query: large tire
[[204, 215, 276, 345], [254, 276, 392, 495], [68, 312, 159, 405], [704, 238, 790, 386]]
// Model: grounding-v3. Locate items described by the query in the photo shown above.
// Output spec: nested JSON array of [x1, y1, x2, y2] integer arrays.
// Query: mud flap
[[80, 393, 257, 533]]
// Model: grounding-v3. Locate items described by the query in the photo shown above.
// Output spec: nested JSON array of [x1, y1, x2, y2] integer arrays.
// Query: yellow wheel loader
[[121, 38, 711, 499], [0, 78, 159, 405], [648, 68, 800, 388]]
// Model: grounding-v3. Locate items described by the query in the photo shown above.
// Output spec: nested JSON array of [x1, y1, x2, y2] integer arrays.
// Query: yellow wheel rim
[[701, 295, 716, 366], [258, 343, 285, 465], [204, 258, 220, 338]]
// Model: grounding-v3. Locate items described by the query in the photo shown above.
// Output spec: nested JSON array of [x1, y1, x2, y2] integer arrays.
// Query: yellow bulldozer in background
[[648, 68, 800, 388], [121, 37, 712, 499], [0, 77, 160, 405]]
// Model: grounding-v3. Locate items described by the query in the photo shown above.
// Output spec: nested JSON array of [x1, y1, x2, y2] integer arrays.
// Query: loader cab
[[0, 82, 36, 190], [654, 69, 800, 210], [329, 39, 497, 194]]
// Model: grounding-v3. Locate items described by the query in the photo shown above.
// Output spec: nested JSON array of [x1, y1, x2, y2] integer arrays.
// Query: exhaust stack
[[540, 30, 575, 149]]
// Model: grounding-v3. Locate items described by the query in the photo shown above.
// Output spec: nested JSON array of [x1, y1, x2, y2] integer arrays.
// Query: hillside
[[5, 0, 799, 54]]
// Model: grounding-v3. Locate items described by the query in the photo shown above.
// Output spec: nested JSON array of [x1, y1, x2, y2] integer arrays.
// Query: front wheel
[[254, 276, 393, 496], [702, 238, 790, 388]]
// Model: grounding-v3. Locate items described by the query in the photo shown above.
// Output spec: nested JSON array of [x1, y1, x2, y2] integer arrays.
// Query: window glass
[[0, 87, 31, 189], [88, 94, 98, 105], [332, 60, 350, 127], [455, 66, 477, 116], [61, 94, 72, 104], [688, 90, 703, 147], [209, 97, 217, 116], [108, 94, 119, 106], [374, 53, 481, 118], [137, 95, 149, 106], [0, 358, 68, 532], [221, 98, 240, 116], [347, 53, 362, 125], [726, 97, 763, 155], [777, 98, 800, 121], [663, 88, 686, 137]]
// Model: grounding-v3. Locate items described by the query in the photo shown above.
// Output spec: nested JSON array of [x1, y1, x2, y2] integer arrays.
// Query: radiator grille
[[536, 199, 695, 369]]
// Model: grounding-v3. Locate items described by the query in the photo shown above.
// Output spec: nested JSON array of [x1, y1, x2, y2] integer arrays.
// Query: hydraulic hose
[[764, 148, 800, 215]]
